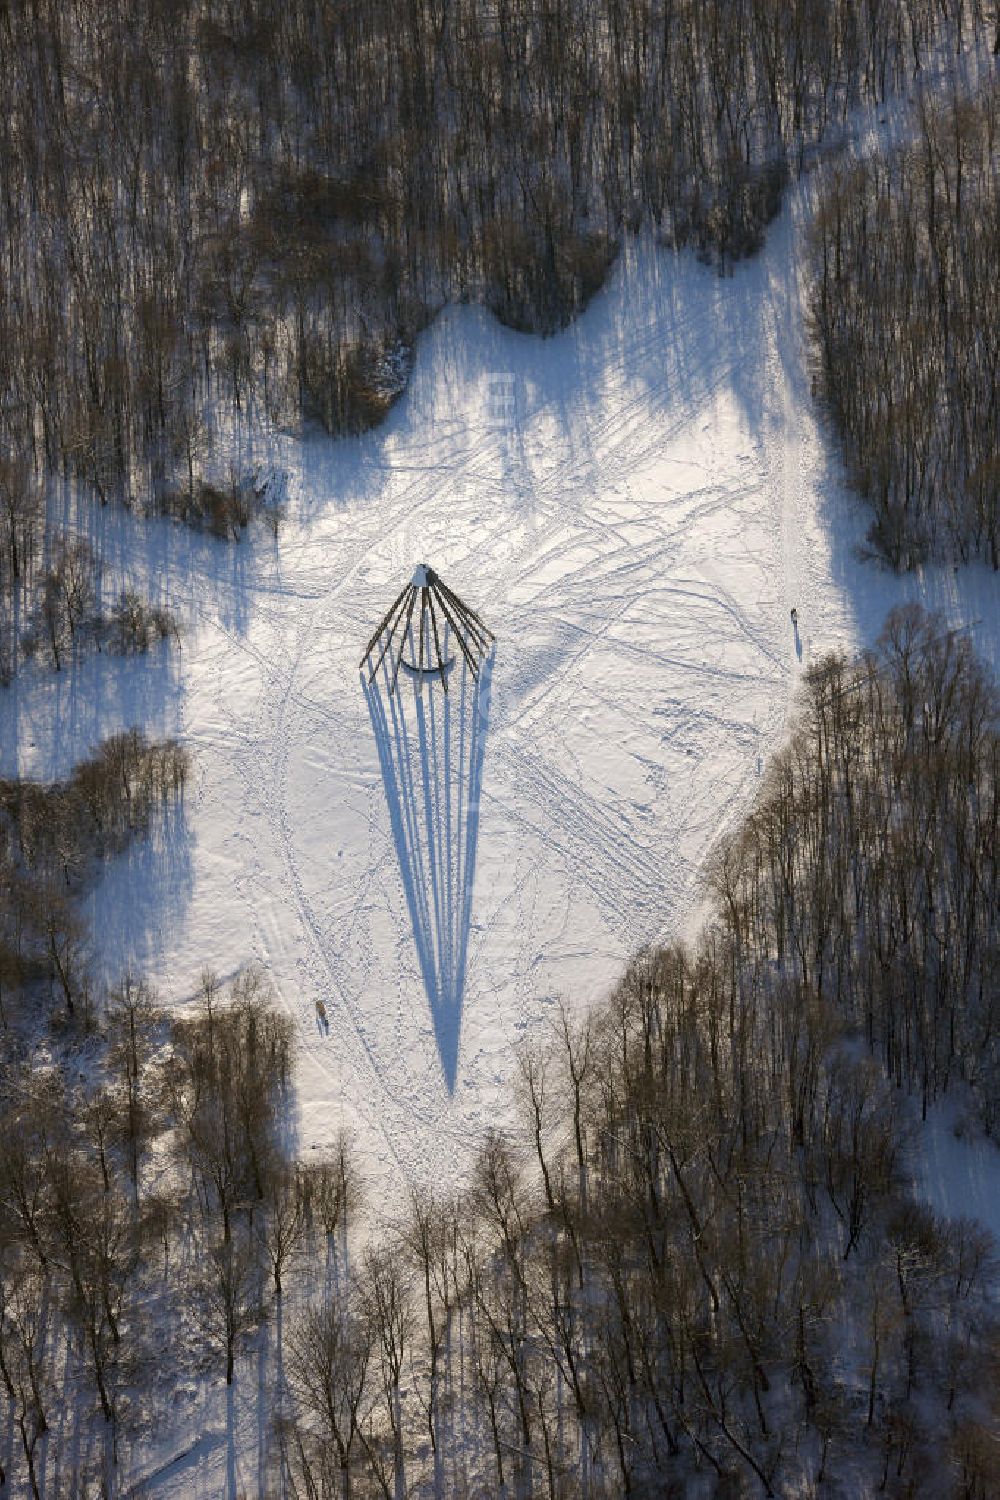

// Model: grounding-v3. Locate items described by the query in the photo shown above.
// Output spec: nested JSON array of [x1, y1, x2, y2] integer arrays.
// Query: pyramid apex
[[362, 565, 494, 690]]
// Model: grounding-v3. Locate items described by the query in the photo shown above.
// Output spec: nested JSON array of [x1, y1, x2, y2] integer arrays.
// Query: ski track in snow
[[4, 178, 999, 1215]]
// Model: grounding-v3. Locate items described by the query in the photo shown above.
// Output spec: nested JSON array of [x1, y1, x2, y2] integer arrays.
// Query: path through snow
[[3, 189, 998, 1206]]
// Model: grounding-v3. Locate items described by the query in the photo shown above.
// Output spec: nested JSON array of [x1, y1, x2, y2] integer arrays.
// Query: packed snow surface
[[4, 205, 999, 1207]]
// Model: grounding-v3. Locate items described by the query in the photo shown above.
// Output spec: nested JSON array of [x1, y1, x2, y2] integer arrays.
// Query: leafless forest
[[3, 0, 1000, 1494], [0, 730, 189, 1025], [1, 0, 995, 686], [809, 77, 1000, 568], [1, 612, 999, 1495]]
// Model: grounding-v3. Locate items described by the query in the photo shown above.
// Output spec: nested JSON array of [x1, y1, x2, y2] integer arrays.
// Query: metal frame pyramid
[[361, 564, 495, 693]]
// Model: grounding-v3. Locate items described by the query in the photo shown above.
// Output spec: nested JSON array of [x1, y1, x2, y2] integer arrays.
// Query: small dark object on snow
[[361, 564, 495, 694], [790, 607, 798, 626]]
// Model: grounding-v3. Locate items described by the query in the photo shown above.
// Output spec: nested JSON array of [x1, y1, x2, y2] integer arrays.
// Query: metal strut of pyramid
[[360, 564, 495, 693]]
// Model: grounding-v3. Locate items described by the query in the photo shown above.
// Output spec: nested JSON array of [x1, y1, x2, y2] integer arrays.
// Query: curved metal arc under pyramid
[[360, 564, 495, 694]]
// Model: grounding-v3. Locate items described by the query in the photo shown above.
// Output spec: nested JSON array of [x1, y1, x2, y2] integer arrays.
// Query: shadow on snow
[[363, 649, 492, 1093]]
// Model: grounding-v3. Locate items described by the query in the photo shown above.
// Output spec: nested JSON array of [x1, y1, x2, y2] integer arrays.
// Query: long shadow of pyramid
[[363, 649, 492, 1091]]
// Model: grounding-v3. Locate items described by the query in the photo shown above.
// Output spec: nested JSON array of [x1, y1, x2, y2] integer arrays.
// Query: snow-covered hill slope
[[4, 194, 998, 1205]]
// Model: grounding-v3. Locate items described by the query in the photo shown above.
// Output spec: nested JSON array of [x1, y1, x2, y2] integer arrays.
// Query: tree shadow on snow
[[84, 795, 195, 986], [363, 649, 492, 1093]]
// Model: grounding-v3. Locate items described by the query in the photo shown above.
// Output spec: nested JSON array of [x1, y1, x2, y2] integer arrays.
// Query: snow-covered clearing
[[3, 177, 999, 1211], [4, 70, 1000, 1499]]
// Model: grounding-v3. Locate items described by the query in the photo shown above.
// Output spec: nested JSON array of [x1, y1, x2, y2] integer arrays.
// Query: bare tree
[[288, 1288, 373, 1500], [197, 1228, 265, 1386], [258, 1162, 307, 1300]]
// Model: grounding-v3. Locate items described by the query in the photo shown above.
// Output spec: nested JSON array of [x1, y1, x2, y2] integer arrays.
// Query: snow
[[3, 183, 999, 1214], [2, 64, 999, 1500], [906, 1098, 1000, 1247]]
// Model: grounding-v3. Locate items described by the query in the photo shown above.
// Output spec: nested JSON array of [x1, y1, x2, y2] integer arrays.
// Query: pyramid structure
[[360, 564, 494, 693]]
